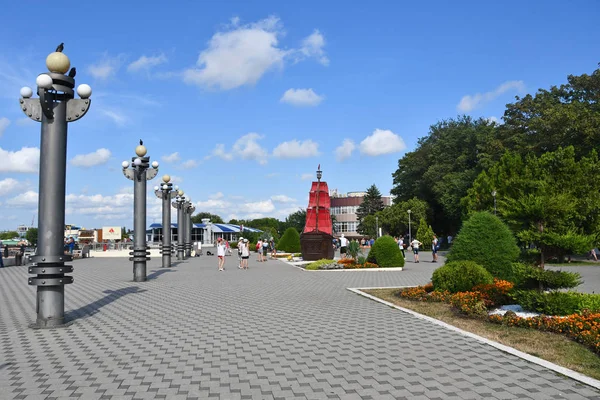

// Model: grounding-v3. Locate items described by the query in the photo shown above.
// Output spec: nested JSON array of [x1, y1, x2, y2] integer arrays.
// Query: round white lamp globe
[[76, 84, 92, 99], [178, 190, 184, 196], [162, 175, 170, 183], [174, 185, 179, 191], [46, 52, 70, 74], [133, 158, 142, 166], [20, 87, 33, 98], [135, 144, 147, 157], [154, 186, 159, 191], [151, 161, 159, 168], [36, 74, 53, 89], [121, 161, 130, 168], [162, 184, 168, 190]]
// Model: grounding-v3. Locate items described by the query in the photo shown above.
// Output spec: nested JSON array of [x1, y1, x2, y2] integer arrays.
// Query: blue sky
[[0, 0, 598, 230]]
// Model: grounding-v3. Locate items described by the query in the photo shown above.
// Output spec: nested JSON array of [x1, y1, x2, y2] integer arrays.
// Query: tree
[[377, 197, 430, 237], [415, 218, 435, 249], [356, 184, 384, 234], [0, 231, 19, 240], [282, 209, 306, 233], [357, 214, 378, 237], [191, 212, 224, 224], [278, 228, 301, 253], [463, 147, 599, 267], [121, 226, 129, 240], [25, 228, 38, 246]]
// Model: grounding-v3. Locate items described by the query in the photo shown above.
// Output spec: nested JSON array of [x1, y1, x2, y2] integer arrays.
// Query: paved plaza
[[1, 254, 599, 399]]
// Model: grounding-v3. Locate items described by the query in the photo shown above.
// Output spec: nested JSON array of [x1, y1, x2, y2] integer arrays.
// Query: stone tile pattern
[[1, 253, 599, 400]]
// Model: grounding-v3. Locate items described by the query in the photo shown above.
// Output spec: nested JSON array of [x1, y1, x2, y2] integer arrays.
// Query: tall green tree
[[378, 197, 430, 237], [280, 209, 306, 233], [356, 184, 384, 234], [464, 147, 599, 267], [391, 116, 498, 234], [25, 228, 39, 246], [0, 231, 19, 240], [416, 218, 435, 249], [191, 212, 224, 224]]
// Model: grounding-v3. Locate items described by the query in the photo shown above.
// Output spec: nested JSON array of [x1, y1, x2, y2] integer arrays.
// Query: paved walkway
[[0, 254, 599, 399]]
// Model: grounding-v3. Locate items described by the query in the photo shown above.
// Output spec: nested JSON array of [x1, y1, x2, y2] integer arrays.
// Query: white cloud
[[180, 160, 199, 169], [238, 199, 275, 214], [127, 54, 168, 72], [360, 129, 406, 156], [457, 80, 525, 112], [212, 133, 268, 164], [195, 198, 230, 211], [273, 139, 319, 159], [280, 88, 324, 107], [65, 192, 134, 217], [87, 55, 124, 80], [210, 192, 224, 200], [99, 109, 128, 126], [0, 178, 19, 196], [6, 190, 38, 207], [162, 152, 181, 163], [300, 29, 329, 66], [487, 116, 502, 125], [0, 147, 39, 173], [183, 17, 328, 91], [335, 139, 356, 162], [0, 117, 9, 137], [15, 117, 34, 127], [70, 148, 111, 168], [271, 195, 295, 203], [301, 173, 313, 180]]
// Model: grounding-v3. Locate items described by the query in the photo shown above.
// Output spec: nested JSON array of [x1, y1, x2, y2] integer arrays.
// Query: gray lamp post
[[154, 175, 174, 268], [376, 215, 379, 239], [185, 202, 195, 258], [122, 141, 158, 282], [492, 190, 497, 216], [172, 190, 186, 260], [19, 45, 92, 328], [407, 209, 412, 244]]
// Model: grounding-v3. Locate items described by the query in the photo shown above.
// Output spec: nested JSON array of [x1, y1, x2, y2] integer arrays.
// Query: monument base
[[300, 231, 335, 261]]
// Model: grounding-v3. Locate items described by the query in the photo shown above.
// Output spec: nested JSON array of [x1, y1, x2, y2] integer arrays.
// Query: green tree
[[191, 212, 224, 224], [357, 214, 378, 237], [25, 228, 39, 246], [121, 226, 129, 240], [415, 218, 435, 249], [464, 147, 600, 267], [378, 197, 430, 237], [278, 227, 301, 253], [281, 209, 306, 233], [0, 231, 19, 240], [356, 184, 384, 234]]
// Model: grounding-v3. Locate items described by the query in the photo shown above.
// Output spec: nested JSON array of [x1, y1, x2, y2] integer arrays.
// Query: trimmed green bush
[[511, 290, 600, 315], [432, 260, 494, 293], [278, 228, 301, 253], [511, 263, 582, 290], [366, 236, 404, 268], [446, 211, 519, 280], [306, 259, 336, 270]]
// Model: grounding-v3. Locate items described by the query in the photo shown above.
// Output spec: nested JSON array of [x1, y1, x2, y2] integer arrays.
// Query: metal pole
[[408, 213, 412, 244], [376, 216, 379, 238], [161, 189, 172, 268], [20, 47, 92, 328], [176, 198, 185, 260], [133, 160, 148, 281], [186, 206, 194, 257], [182, 204, 189, 260]]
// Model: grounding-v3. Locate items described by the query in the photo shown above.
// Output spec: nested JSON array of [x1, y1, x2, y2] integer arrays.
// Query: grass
[[364, 288, 600, 381], [546, 260, 600, 267]]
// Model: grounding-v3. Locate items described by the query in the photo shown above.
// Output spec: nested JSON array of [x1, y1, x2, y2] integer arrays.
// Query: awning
[[148, 223, 262, 233]]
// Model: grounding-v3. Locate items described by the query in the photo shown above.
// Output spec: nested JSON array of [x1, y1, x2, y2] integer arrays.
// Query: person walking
[[241, 239, 250, 269], [256, 239, 263, 262], [432, 235, 439, 263], [269, 237, 276, 259], [339, 234, 348, 259], [0, 239, 4, 268], [397, 236, 405, 259], [262, 239, 269, 261], [237, 237, 244, 268], [410, 238, 423, 263], [216, 238, 226, 271]]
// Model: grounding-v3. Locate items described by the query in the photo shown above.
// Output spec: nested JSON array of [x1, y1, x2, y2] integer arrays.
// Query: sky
[[0, 0, 598, 231]]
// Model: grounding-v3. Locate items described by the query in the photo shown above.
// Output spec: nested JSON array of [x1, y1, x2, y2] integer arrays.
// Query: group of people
[[214, 237, 276, 271], [396, 235, 440, 263]]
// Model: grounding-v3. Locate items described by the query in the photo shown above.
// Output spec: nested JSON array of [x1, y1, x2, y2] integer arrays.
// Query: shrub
[[511, 290, 600, 315], [346, 241, 362, 260], [511, 264, 582, 291], [446, 211, 519, 280], [366, 236, 405, 268], [357, 255, 367, 265], [278, 228, 301, 253], [472, 279, 514, 308], [432, 260, 493, 293], [416, 218, 435, 249], [449, 291, 488, 318], [306, 259, 336, 270]]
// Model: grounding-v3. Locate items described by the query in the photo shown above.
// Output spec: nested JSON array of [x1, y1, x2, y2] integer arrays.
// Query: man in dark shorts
[[339, 234, 348, 258]]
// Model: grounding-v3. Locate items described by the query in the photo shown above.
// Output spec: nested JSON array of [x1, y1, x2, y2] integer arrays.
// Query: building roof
[[148, 223, 262, 233]]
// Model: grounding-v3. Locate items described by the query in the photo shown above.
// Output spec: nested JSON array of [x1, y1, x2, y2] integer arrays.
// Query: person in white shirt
[[216, 238, 226, 271], [397, 237, 405, 258], [237, 237, 244, 268], [241, 239, 250, 269], [410, 238, 423, 263], [432, 235, 439, 263], [339, 234, 348, 259]]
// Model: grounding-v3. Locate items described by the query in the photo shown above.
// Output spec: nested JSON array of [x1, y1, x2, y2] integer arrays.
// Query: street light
[[20, 44, 92, 327], [185, 201, 195, 258], [172, 190, 186, 260], [154, 175, 174, 268], [407, 209, 412, 244], [492, 190, 497, 215], [122, 141, 158, 281], [376, 215, 379, 238]]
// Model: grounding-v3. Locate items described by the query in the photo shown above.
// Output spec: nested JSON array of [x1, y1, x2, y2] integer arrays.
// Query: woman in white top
[[397, 237, 405, 258], [410, 239, 423, 263], [241, 239, 250, 269], [216, 238, 226, 271]]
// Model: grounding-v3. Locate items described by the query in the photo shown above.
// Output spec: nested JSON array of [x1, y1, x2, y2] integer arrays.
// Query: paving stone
[[0, 254, 599, 399]]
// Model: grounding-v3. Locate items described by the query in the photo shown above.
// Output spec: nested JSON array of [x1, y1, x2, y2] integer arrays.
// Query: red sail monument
[[300, 165, 335, 261]]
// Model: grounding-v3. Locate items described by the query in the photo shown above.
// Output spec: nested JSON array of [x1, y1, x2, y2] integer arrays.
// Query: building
[[329, 190, 395, 239], [147, 222, 262, 245]]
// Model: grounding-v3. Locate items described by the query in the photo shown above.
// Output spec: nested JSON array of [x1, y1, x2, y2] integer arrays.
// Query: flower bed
[[396, 279, 600, 355]]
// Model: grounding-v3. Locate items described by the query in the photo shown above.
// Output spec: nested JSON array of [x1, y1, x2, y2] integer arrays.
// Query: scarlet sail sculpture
[[300, 165, 335, 261]]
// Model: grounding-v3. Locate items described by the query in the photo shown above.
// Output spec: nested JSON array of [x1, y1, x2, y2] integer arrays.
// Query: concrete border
[[348, 287, 600, 390]]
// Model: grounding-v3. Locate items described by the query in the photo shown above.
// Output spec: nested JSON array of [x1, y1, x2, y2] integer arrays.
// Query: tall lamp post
[[315, 165, 322, 233], [154, 175, 174, 268], [185, 202, 195, 258], [20, 45, 92, 327], [122, 141, 159, 282], [376, 216, 379, 239], [172, 190, 186, 260], [492, 190, 497, 216], [407, 209, 412, 244]]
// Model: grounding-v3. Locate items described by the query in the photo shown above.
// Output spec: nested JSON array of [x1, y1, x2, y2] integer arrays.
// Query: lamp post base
[[133, 262, 147, 282]]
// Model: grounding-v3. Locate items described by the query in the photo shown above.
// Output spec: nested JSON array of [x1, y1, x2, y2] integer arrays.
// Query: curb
[[348, 287, 600, 391]]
